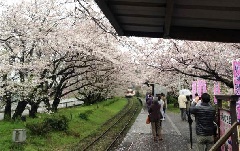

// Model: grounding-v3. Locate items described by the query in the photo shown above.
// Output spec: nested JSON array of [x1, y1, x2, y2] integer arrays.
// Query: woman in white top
[[157, 96, 165, 120], [192, 93, 201, 106]]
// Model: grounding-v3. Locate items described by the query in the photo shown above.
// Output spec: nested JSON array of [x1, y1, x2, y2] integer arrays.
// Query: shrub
[[167, 95, 178, 105], [26, 115, 69, 135], [43, 115, 69, 131], [82, 91, 106, 105], [26, 122, 51, 135]]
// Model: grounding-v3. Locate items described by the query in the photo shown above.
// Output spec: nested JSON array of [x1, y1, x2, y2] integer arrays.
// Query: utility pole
[[143, 81, 155, 96], [149, 83, 154, 96]]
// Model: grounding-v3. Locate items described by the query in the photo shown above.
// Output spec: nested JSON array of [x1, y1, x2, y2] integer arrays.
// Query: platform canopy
[[95, 0, 240, 43]]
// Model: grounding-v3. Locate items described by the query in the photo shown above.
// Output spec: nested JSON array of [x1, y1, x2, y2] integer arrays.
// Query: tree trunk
[[52, 96, 60, 112], [29, 102, 39, 118], [3, 95, 12, 121], [52, 85, 64, 112], [12, 101, 28, 120], [42, 97, 51, 111]]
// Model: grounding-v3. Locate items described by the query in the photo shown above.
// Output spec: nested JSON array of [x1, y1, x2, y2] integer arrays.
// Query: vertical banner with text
[[220, 110, 232, 151], [202, 80, 207, 93], [232, 61, 240, 121], [232, 61, 240, 149], [196, 80, 207, 96], [214, 82, 221, 104], [197, 80, 202, 96], [192, 81, 197, 98]]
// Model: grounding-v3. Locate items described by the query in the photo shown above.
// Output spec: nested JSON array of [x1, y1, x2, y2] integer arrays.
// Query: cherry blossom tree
[[0, 1, 53, 119], [0, 0, 135, 118], [132, 38, 240, 94]]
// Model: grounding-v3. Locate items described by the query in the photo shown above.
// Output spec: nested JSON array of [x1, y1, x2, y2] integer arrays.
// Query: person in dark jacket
[[146, 94, 153, 110], [190, 93, 215, 151], [148, 97, 162, 142]]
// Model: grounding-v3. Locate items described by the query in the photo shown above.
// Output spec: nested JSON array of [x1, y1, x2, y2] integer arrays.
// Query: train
[[125, 88, 135, 98]]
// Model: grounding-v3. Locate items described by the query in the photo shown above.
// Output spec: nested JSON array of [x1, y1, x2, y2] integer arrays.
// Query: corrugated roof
[[95, 0, 240, 43]]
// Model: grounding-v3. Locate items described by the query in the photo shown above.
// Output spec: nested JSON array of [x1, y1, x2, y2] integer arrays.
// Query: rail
[[76, 98, 140, 151], [210, 121, 239, 151], [106, 106, 138, 151]]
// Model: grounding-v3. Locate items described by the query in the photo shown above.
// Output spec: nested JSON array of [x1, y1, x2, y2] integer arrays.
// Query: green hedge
[[26, 115, 69, 135], [167, 95, 178, 104]]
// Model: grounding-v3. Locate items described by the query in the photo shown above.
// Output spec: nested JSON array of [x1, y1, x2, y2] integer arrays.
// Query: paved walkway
[[116, 99, 198, 151]]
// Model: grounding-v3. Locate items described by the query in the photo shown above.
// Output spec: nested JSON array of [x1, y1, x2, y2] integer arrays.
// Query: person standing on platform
[[146, 94, 153, 110], [148, 97, 163, 142], [161, 93, 167, 120], [190, 93, 216, 151], [192, 93, 200, 106], [146, 92, 150, 103], [178, 93, 187, 121]]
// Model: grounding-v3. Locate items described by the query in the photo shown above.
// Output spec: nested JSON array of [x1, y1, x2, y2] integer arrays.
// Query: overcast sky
[[0, 0, 23, 4]]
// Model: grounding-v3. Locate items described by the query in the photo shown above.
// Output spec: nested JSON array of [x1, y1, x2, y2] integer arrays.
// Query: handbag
[[146, 115, 150, 124]]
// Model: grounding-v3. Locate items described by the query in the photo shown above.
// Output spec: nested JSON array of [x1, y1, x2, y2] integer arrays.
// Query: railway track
[[72, 97, 141, 151]]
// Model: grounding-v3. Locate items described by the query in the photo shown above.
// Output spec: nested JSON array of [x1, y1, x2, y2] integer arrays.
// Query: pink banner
[[233, 61, 240, 95], [197, 80, 202, 96], [220, 110, 232, 151], [233, 61, 240, 122], [202, 80, 207, 93], [196, 80, 207, 96], [192, 81, 197, 97], [214, 82, 221, 104]]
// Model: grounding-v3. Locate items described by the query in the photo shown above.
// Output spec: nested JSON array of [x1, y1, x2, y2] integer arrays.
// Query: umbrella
[[179, 89, 192, 96]]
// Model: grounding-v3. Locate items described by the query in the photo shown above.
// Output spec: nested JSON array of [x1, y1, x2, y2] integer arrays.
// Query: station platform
[[116, 99, 198, 151]]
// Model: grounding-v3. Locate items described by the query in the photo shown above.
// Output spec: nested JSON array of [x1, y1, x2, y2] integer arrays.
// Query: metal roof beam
[[95, 0, 124, 36], [164, 0, 174, 37]]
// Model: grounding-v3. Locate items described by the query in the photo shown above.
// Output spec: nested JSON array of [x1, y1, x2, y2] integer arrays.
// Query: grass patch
[[167, 104, 180, 113], [0, 97, 128, 151]]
